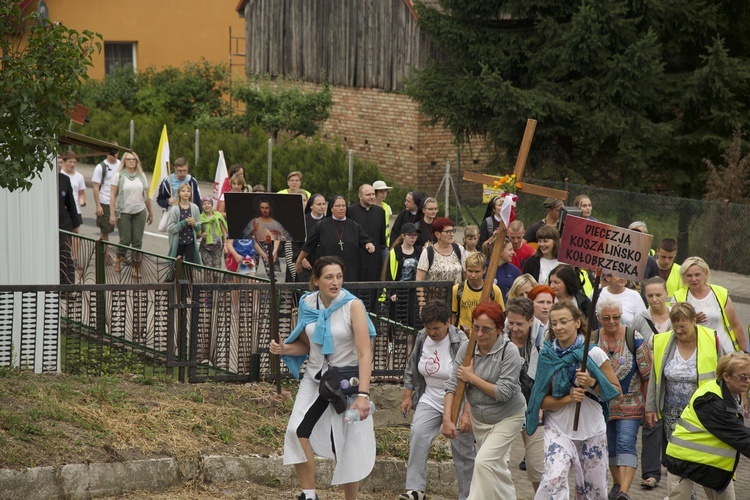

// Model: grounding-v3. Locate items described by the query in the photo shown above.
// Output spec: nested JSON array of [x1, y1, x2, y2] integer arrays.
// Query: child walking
[[199, 196, 228, 270], [167, 183, 202, 264], [451, 252, 504, 331], [463, 225, 479, 254]]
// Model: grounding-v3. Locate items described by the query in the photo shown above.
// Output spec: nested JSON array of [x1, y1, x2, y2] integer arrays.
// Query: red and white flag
[[212, 150, 228, 209], [499, 193, 518, 228]]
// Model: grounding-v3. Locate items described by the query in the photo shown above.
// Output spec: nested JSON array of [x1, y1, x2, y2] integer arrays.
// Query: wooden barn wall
[[242, 0, 432, 91]]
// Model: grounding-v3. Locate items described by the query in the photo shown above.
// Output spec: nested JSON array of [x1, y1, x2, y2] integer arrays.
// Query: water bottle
[[344, 402, 376, 424]]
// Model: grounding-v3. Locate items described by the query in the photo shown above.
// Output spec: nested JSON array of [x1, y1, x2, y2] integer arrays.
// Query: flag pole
[[573, 268, 602, 431]]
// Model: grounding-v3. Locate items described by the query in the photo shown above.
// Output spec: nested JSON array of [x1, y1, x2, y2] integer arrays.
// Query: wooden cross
[[450, 118, 569, 423], [462, 120, 569, 201]]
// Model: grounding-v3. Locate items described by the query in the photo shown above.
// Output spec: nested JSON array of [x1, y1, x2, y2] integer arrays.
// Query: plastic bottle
[[343, 402, 376, 424]]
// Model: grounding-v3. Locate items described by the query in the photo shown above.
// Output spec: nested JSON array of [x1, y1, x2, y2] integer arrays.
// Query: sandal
[[641, 477, 658, 489], [608, 484, 620, 500]]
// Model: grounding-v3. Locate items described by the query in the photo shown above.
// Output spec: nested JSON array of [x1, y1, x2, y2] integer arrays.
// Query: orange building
[[20, 0, 245, 79]]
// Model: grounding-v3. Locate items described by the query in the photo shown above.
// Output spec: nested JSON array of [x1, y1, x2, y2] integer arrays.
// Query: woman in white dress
[[269, 256, 376, 500]]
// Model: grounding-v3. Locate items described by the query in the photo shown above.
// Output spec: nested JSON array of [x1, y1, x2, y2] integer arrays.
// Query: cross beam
[[451, 118, 568, 424]]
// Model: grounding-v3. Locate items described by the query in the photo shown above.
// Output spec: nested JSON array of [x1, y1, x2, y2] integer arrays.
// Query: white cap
[[372, 180, 393, 191]]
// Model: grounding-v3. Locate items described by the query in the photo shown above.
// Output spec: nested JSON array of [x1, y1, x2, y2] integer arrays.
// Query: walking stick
[[451, 224, 507, 423], [573, 268, 602, 431], [266, 235, 282, 395]]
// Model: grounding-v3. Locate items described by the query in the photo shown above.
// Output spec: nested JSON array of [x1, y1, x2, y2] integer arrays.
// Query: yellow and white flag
[[149, 125, 171, 198]]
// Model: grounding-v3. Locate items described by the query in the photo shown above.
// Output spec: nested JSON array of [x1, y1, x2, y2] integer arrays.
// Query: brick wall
[[271, 80, 493, 198]]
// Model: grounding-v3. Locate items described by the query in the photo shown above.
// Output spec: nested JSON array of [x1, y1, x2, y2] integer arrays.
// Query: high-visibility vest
[[666, 380, 739, 472], [664, 263, 682, 299], [674, 284, 737, 351], [652, 325, 719, 418], [579, 269, 594, 297], [382, 201, 392, 246]]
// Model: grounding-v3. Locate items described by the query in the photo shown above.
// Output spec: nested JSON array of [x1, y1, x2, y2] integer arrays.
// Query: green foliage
[[80, 64, 138, 110], [406, 0, 750, 196], [232, 79, 333, 140], [81, 60, 231, 122], [74, 66, 364, 194], [75, 107, 381, 199], [0, 3, 101, 191]]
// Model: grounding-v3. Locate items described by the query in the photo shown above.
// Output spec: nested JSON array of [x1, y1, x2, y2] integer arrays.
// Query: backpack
[[99, 161, 110, 179], [591, 327, 642, 392], [426, 242, 462, 268], [454, 280, 496, 327]]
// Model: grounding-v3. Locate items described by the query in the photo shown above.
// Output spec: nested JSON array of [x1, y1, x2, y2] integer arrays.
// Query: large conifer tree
[[406, 0, 750, 195]]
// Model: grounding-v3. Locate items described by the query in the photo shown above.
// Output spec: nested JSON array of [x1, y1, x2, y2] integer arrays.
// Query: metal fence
[[8, 238, 454, 383], [62, 231, 268, 286], [460, 178, 749, 275]]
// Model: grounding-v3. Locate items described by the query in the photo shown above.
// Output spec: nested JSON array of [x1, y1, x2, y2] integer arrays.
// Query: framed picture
[[225, 192, 307, 242]]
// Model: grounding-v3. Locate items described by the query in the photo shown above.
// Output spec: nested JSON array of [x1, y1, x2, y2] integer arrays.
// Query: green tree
[[232, 78, 333, 141], [0, 3, 100, 191], [406, 0, 750, 195]]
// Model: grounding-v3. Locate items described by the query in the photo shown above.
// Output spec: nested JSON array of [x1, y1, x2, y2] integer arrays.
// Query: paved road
[[71, 160, 750, 498], [76, 158, 750, 308]]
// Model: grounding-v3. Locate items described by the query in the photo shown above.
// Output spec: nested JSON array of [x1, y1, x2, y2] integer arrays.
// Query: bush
[[72, 108, 382, 201], [80, 60, 230, 122]]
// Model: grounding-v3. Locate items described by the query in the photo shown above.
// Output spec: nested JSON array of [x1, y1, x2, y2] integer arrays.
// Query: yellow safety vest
[[664, 263, 682, 299], [382, 201, 392, 246], [277, 188, 311, 198], [579, 269, 594, 297], [652, 325, 719, 418], [666, 380, 739, 472], [673, 284, 737, 351]]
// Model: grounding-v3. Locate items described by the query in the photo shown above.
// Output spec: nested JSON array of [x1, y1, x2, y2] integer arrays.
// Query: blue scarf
[[280, 289, 376, 378], [525, 335, 620, 436]]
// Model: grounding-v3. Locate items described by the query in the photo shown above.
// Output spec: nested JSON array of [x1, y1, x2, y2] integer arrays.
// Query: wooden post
[[573, 268, 602, 431], [451, 224, 507, 423]]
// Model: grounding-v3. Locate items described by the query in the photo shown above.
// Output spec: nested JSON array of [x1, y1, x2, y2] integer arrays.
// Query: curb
[[0, 455, 457, 500]]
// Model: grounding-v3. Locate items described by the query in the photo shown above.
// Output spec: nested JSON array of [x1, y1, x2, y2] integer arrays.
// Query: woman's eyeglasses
[[600, 315, 621, 323], [471, 325, 496, 335], [550, 318, 574, 328]]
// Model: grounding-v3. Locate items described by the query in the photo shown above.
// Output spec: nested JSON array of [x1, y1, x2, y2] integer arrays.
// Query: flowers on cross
[[492, 174, 523, 194]]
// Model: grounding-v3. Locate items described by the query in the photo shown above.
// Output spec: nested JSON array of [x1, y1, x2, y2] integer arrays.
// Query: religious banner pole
[[573, 268, 602, 431], [556, 215, 653, 430], [266, 235, 282, 395]]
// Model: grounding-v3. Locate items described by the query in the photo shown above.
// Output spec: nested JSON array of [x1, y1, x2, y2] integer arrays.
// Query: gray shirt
[[445, 335, 526, 425]]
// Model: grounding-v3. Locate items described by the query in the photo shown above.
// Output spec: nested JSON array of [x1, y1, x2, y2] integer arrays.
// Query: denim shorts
[[606, 418, 641, 468]]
